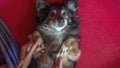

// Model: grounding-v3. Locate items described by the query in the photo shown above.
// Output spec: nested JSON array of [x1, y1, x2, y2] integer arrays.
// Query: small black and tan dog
[[29, 0, 81, 68]]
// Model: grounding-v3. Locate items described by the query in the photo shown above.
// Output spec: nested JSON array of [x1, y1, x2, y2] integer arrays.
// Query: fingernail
[[33, 40, 37, 46]]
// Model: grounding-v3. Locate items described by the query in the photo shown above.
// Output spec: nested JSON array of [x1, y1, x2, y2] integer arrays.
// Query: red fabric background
[[0, 0, 120, 68]]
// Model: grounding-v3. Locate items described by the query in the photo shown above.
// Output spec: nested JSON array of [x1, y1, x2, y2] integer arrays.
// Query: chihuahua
[[29, 0, 81, 68]]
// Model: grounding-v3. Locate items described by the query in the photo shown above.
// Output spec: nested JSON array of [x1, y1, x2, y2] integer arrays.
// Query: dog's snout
[[58, 21, 65, 27], [57, 18, 64, 27]]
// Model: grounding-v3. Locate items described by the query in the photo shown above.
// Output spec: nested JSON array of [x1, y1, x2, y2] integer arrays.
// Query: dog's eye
[[61, 10, 68, 18], [62, 12, 67, 16], [50, 12, 55, 17], [49, 10, 56, 17]]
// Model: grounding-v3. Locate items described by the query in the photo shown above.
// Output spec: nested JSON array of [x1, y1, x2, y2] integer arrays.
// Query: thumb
[[22, 41, 38, 68], [30, 41, 38, 52]]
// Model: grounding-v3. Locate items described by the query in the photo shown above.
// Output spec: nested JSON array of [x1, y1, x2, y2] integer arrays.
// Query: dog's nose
[[58, 22, 65, 27], [58, 18, 64, 23], [58, 19, 65, 27], [58, 19, 64, 23]]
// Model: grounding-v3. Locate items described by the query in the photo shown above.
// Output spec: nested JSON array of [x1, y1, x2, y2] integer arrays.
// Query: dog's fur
[[29, 0, 81, 68]]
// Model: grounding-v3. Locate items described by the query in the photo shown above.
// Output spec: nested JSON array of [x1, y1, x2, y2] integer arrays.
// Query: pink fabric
[[0, 0, 36, 45], [0, 0, 120, 68], [77, 0, 120, 68]]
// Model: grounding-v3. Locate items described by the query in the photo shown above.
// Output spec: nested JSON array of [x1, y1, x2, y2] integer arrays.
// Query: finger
[[22, 41, 38, 68], [59, 57, 62, 68], [30, 41, 38, 52], [17, 60, 23, 68], [26, 42, 33, 52]]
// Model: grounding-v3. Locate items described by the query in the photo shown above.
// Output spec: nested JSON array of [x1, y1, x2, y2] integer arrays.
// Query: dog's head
[[36, 0, 79, 32]]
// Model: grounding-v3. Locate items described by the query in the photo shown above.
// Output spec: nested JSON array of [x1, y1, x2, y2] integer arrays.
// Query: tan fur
[[56, 37, 81, 68]]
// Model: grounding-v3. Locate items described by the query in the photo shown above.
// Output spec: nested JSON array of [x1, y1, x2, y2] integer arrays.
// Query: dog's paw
[[28, 30, 43, 44], [62, 37, 81, 61], [32, 44, 45, 59]]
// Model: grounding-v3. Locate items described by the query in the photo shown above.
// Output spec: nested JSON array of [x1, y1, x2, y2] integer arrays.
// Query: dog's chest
[[54, 32, 65, 44], [44, 31, 65, 45], [38, 25, 67, 45]]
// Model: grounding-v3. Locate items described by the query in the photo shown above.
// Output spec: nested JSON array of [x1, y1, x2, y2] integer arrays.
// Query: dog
[[29, 0, 81, 68]]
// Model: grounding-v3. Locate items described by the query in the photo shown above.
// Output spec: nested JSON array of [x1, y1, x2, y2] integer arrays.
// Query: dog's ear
[[36, 0, 49, 23], [66, 0, 78, 12], [36, 0, 49, 12]]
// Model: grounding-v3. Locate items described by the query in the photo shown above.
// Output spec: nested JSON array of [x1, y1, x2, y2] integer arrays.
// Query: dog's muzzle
[[58, 19, 65, 27], [51, 19, 68, 31]]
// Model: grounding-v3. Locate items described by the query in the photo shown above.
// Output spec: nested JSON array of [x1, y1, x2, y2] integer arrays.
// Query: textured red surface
[[0, 0, 120, 68]]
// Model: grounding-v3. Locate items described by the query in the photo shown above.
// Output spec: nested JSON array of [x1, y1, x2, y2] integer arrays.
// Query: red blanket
[[0, 0, 120, 68]]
